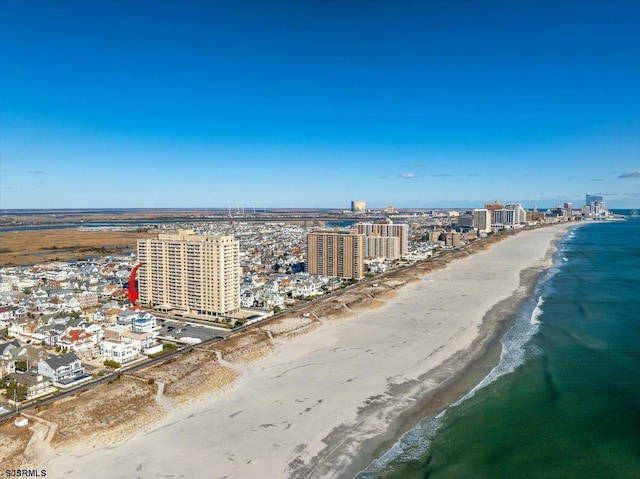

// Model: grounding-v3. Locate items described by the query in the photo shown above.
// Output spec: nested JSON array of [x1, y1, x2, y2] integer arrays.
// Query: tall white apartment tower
[[137, 230, 241, 317]]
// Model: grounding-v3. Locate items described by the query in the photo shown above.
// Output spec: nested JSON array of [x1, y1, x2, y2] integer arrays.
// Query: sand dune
[[34, 223, 574, 479]]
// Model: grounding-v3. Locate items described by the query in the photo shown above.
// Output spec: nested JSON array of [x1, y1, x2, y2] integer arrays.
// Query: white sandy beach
[[37, 224, 573, 479]]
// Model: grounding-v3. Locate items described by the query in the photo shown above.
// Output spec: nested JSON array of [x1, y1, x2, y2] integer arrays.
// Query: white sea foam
[[357, 261, 560, 477], [530, 297, 545, 325]]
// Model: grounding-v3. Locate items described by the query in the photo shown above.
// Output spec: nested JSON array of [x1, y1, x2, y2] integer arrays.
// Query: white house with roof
[[38, 323, 67, 347], [37, 352, 87, 388], [116, 309, 138, 326], [99, 340, 137, 364], [257, 291, 285, 309], [119, 330, 157, 353], [290, 279, 322, 299], [78, 321, 104, 342], [241, 291, 256, 308], [131, 313, 157, 333]]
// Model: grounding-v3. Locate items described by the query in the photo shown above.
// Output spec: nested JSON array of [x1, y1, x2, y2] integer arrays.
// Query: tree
[[5, 382, 28, 402], [273, 306, 282, 314], [15, 360, 28, 372]]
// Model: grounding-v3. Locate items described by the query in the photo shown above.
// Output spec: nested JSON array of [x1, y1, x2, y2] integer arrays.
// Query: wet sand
[[37, 223, 575, 479]]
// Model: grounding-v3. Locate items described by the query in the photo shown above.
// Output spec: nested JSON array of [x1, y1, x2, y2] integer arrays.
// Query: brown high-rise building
[[306, 232, 364, 279], [484, 200, 504, 224], [355, 221, 409, 256]]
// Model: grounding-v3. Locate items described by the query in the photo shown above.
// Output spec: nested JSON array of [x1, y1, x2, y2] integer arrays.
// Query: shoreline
[[32, 223, 577, 479], [346, 247, 563, 478]]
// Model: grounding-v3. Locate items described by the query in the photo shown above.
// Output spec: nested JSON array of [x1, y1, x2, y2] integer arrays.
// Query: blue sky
[[1, 0, 639, 209]]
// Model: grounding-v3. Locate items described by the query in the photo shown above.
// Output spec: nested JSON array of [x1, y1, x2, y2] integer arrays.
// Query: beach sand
[[35, 224, 573, 479]]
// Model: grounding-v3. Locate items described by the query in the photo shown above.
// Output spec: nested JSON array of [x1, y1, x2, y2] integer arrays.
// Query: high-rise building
[[137, 231, 241, 317], [355, 221, 409, 256], [493, 209, 516, 225], [351, 201, 367, 212], [484, 200, 504, 223], [472, 208, 492, 233], [504, 203, 527, 224], [363, 235, 400, 259], [585, 194, 606, 215], [457, 213, 474, 228], [585, 194, 603, 206], [444, 232, 461, 247], [563, 202, 573, 219], [306, 232, 364, 279]]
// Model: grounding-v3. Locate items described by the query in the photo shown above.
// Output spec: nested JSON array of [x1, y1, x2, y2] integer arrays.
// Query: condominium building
[[444, 232, 461, 247], [472, 208, 492, 233], [306, 232, 364, 279], [355, 221, 409, 256], [363, 235, 400, 260], [137, 231, 240, 316]]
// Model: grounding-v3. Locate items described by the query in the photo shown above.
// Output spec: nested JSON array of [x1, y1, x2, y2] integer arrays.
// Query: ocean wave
[[356, 258, 562, 477], [530, 297, 545, 325]]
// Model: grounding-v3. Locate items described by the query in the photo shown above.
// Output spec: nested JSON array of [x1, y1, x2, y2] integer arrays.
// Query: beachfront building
[[472, 208, 492, 233], [137, 231, 241, 317], [484, 200, 503, 225], [363, 235, 401, 260], [585, 194, 607, 216], [37, 352, 86, 387], [504, 203, 527, 224], [355, 221, 409, 256], [306, 232, 364, 280], [492, 203, 527, 229]]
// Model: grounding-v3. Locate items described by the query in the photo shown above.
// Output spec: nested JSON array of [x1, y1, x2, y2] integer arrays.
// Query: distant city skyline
[[1, 1, 638, 209]]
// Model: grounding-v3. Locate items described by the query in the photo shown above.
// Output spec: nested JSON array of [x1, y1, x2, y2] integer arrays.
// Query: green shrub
[[103, 359, 121, 369]]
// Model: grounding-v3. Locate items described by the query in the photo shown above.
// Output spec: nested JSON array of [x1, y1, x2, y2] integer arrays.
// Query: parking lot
[[156, 318, 230, 344]]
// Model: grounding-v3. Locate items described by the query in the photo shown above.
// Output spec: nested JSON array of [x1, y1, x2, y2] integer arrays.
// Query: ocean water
[[358, 218, 640, 479]]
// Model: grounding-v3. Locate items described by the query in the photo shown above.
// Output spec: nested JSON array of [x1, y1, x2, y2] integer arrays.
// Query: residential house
[[119, 330, 157, 354], [1, 344, 48, 375], [131, 313, 157, 333], [38, 323, 67, 348], [241, 291, 256, 308], [7, 373, 54, 400], [290, 280, 321, 299], [37, 352, 86, 387], [8, 319, 45, 344], [117, 309, 139, 326], [257, 291, 285, 309], [99, 341, 137, 364], [0, 340, 21, 376], [58, 328, 95, 357]]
